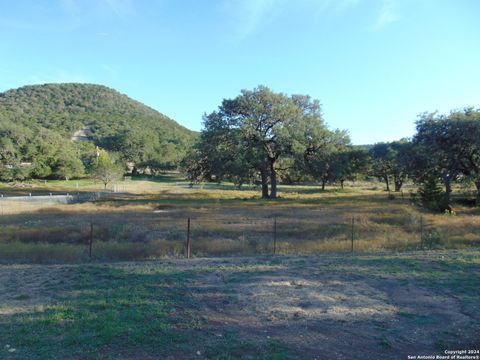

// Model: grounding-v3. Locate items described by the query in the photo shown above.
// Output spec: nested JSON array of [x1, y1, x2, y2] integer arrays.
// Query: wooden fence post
[[186, 217, 191, 259]]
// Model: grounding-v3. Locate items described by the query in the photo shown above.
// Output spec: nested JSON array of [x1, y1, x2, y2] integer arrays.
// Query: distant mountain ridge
[[0, 83, 197, 180]]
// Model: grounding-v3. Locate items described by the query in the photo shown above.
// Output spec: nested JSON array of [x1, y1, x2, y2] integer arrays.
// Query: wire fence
[[1, 191, 479, 262], [2, 208, 476, 263]]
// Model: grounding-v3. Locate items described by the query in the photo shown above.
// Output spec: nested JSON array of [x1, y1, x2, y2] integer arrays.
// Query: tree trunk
[[261, 169, 269, 199], [384, 176, 390, 192], [269, 158, 277, 199], [442, 176, 452, 206], [394, 178, 402, 192], [321, 179, 326, 191], [444, 179, 452, 195], [340, 179, 344, 189]]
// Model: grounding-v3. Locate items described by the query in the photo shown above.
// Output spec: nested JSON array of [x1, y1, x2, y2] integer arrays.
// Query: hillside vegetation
[[0, 83, 196, 180]]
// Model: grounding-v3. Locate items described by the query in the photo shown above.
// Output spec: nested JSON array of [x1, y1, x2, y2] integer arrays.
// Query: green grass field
[[1, 250, 478, 359]]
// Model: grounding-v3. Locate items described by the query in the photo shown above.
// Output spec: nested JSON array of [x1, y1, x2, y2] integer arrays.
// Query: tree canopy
[[412, 108, 480, 206], [186, 86, 348, 198], [91, 150, 123, 189], [369, 140, 412, 192], [0, 83, 197, 180]]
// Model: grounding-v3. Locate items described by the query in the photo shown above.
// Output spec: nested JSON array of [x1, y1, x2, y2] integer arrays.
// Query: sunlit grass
[[0, 175, 479, 262]]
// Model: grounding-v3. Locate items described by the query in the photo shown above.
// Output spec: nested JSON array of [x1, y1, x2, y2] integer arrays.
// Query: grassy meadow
[[0, 174, 479, 262]]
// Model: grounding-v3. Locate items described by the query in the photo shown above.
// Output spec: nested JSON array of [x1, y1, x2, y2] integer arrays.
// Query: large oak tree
[[188, 86, 335, 198], [413, 108, 480, 205]]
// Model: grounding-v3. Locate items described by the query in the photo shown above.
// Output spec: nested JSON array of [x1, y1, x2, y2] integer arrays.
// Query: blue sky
[[1, 0, 479, 144]]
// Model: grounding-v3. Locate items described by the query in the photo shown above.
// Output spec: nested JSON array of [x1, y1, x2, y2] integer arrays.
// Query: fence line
[[0, 210, 477, 261], [80, 215, 450, 259]]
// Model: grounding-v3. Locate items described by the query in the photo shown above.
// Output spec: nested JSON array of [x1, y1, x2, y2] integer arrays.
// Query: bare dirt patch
[[184, 252, 480, 359], [0, 250, 478, 359]]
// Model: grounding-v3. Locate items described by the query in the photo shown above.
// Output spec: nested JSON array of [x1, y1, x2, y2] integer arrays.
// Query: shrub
[[418, 177, 450, 212]]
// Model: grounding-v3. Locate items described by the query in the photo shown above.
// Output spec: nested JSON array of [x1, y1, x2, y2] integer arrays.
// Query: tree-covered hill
[[0, 83, 197, 180]]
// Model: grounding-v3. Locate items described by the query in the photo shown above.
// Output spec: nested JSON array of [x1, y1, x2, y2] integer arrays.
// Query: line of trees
[[0, 127, 123, 188], [184, 86, 480, 209], [0, 123, 94, 182], [0, 119, 185, 183], [1, 83, 478, 210]]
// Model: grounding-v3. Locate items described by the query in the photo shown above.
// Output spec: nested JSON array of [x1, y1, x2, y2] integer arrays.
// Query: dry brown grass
[[0, 177, 479, 262]]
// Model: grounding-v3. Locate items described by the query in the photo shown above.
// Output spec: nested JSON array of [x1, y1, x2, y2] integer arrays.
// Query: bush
[[418, 177, 450, 212]]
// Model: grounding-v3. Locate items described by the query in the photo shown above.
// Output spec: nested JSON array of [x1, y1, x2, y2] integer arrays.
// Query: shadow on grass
[[1, 253, 479, 359], [0, 263, 296, 359]]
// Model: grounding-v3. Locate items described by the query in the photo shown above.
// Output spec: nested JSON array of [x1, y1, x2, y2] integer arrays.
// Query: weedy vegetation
[[0, 175, 479, 263]]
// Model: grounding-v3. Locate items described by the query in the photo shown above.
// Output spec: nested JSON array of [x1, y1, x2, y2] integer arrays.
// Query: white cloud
[[373, 0, 399, 30], [222, 0, 362, 39], [222, 0, 284, 39]]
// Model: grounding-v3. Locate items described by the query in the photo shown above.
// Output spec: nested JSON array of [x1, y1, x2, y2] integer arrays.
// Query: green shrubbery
[[417, 177, 450, 212], [0, 83, 196, 181]]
